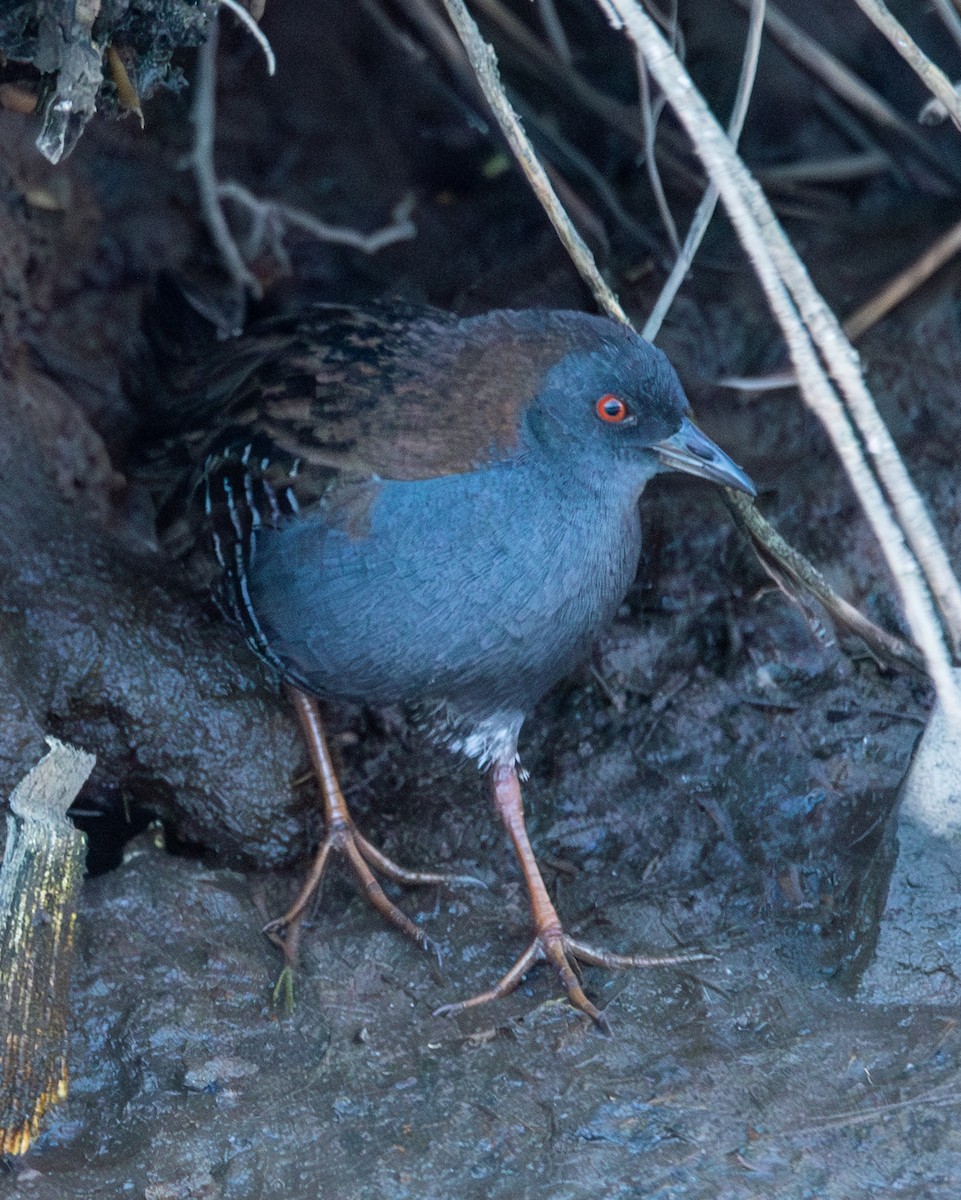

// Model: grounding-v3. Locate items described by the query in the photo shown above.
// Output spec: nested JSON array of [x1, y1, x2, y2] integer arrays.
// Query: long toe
[[354, 830, 485, 889], [264, 820, 457, 966], [434, 927, 709, 1029], [433, 931, 610, 1028]]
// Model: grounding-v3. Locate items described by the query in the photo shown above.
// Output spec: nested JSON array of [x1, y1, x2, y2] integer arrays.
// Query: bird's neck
[[523, 441, 659, 516]]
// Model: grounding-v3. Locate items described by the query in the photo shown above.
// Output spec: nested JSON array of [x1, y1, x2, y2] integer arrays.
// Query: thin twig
[[634, 5, 680, 244], [188, 14, 261, 296], [393, 0, 486, 98], [218, 183, 417, 255], [814, 89, 908, 187], [728, 498, 924, 672], [643, 0, 765, 340], [727, 0, 961, 185], [217, 0, 276, 76], [438, 0, 629, 324], [535, 0, 572, 64], [843, 216, 961, 340], [636, 52, 682, 254], [604, 0, 961, 729], [931, 0, 961, 55], [754, 149, 889, 186], [850, 0, 961, 132]]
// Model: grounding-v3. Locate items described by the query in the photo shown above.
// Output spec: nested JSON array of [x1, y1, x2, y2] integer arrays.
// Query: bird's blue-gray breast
[[245, 442, 651, 758]]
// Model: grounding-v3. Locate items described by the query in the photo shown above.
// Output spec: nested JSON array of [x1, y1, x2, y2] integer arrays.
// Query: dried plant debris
[[0, 0, 215, 162], [0, 738, 93, 1158]]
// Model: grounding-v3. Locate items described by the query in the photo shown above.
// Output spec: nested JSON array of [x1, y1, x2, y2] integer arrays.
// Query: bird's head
[[502, 311, 755, 497]]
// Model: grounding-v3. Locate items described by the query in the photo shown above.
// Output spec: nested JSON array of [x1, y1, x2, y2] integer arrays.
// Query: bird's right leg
[[263, 686, 474, 965]]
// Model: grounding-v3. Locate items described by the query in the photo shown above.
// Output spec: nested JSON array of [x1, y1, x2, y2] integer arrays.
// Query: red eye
[[596, 394, 628, 423]]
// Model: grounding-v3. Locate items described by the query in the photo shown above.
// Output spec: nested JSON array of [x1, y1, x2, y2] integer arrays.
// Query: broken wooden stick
[[0, 738, 93, 1157]]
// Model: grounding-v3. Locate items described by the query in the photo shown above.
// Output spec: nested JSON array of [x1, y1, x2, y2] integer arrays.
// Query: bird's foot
[[452, 761, 712, 1028], [267, 688, 482, 968], [433, 921, 710, 1030], [263, 815, 479, 966]]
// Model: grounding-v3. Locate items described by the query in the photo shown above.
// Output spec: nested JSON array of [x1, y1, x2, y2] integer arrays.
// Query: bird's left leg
[[435, 760, 707, 1029]]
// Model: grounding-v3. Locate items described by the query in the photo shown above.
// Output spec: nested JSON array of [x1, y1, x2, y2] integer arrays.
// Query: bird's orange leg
[[435, 760, 709, 1029], [264, 687, 474, 965]]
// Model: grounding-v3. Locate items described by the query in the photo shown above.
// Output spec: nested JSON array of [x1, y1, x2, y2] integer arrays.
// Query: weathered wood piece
[[0, 737, 93, 1156]]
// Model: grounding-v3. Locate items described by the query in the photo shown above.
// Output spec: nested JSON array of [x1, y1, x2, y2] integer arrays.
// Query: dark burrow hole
[[70, 798, 208, 877]]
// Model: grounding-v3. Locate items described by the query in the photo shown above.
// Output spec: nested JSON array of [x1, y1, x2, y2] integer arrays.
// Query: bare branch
[[218, 0, 277, 76], [217, 182, 417, 255], [850, 0, 961, 132], [635, 52, 681, 255], [187, 14, 262, 296], [644, 0, 765, 341], [931, 0, 961, 55], [438, 0, 629, 324], [604, 0, 961, 729]]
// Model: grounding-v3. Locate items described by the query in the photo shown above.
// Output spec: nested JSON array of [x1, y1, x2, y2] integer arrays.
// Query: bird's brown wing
[[140, 302, 579, 604], [144, 301, 562, 495]]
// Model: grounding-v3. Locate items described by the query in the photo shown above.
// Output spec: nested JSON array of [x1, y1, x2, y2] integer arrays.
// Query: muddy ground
[[3, 1, 961, 1196]]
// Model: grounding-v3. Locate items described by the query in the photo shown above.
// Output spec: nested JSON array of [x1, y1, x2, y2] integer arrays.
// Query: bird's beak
[[652, 417, 756, 497]]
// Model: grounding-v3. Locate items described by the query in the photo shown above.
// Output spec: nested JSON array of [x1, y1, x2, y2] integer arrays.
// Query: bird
[[140, 299, 755, 1027]]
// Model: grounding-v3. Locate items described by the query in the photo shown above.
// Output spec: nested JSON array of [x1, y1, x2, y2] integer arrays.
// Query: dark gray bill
[[653, 417, 756, 497]]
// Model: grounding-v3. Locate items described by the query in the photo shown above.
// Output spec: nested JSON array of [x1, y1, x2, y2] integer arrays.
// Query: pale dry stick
[[932, 0, 961, 55], [643, 0, 765, 341], [218, 0, 276, 76], [603, 0, 961, 729], [471, 0, 701, 194], [439, 0, 629, 324], [641, 0, 685, 58], [637, 52, 682, 254], [535, 0, 572, 65], [851, 0, 961, 132], [843, 216, 961, 340], [188, 14, 261, 297], [727, 0, 961, 185], [217, 182, 417, 255]]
